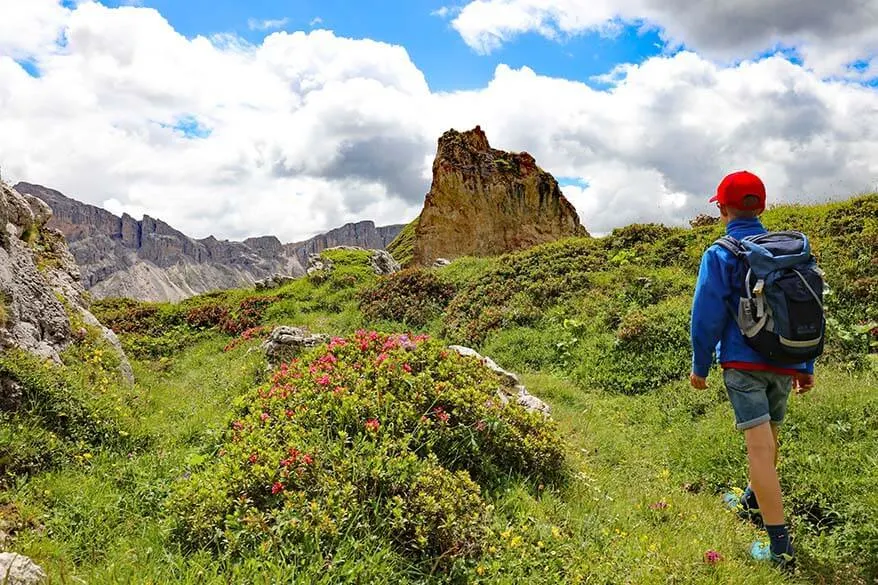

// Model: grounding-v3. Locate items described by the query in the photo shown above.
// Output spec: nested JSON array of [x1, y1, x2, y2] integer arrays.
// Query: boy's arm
[[690, 248, 731, 378]]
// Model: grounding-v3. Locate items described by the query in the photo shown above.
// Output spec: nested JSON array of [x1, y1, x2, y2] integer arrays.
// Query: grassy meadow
[[0, 194, 875, 584]]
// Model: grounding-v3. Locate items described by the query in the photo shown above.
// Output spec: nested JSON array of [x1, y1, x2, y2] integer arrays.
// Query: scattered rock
[[0, 376, 22, 412], [262, 326, 330, 366], [370, 249, 401, 275], [255, 274, 297, 290], [306, 253, 334, 276], [0, 553, 47, 585], [306, 247, 401, 278], [432, 258, 451, 268], [448, 345, 550, 415]]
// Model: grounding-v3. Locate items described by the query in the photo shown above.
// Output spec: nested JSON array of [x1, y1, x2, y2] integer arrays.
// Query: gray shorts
[[723, 369, 793, 431]]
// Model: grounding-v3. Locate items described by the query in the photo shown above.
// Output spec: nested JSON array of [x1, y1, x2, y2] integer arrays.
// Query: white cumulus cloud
[[451, 0, 878, 78], [0, 1, 877, 243]]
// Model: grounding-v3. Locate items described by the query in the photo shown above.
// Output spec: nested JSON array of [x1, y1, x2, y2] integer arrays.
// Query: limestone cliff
[[0, 182, 132, 381], [14, 183, 403, 302], [398, 126, 588, 266]]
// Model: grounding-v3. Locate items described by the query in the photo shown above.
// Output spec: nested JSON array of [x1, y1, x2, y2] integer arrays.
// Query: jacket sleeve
[[690, 247, 731, 378]]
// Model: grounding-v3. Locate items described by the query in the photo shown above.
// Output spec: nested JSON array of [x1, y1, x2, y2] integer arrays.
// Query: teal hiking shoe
[[722, 488, 763, 527], [750, 540, 796, 570]]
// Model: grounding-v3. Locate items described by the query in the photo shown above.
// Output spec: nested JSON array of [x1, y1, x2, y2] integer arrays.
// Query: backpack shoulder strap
[[713, 235, 746, 258]]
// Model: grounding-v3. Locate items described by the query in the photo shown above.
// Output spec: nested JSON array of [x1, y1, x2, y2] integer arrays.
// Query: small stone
[[0, 553, 47, 585], [255, 274, 296, 290], [262, 326, 330, 366], [448, 345, 549, 415]]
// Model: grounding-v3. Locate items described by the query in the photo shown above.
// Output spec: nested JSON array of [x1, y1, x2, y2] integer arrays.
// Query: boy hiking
[[690, 171, 825, 569]]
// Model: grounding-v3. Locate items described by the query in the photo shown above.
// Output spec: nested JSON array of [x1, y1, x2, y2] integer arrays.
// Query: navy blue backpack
[[714, 231, 826, 364]]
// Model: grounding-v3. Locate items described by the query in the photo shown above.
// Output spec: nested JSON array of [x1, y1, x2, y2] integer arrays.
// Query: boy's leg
[[744, 422, 784, 526]]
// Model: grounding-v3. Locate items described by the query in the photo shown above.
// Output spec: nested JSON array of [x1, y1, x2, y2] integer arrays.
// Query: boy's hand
[[689, 373, 708, 389], [795, 373, 815, 394]]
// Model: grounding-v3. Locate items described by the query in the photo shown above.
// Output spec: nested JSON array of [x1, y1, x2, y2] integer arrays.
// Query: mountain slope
[[13, 182, 404, 302]]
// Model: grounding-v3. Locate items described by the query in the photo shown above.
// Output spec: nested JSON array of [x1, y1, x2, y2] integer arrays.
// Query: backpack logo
[[714, 231, 826, 364]]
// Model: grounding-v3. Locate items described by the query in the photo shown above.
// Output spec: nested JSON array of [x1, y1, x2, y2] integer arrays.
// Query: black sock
[[766, 524, 794, 558], [743, 485, 759, 511]]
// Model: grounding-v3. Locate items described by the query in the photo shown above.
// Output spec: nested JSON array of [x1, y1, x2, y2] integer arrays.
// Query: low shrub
[[0, 350, 139, 480], [185, 303, 230, 330], [359, 269, 456, 328], [573, 296, 692, 394], [169, 331, 565, 564], [219, 296, 279, 336], [223, 326, 272, 353], [92, 298, 185, 336], [121, 328, 206, 360]]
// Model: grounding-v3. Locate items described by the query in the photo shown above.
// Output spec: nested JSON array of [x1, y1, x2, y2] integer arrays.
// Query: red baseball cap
[[710, 171, 766, 210]]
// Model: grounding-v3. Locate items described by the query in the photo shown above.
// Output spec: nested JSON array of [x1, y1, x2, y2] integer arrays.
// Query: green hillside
[[386, 217, 418, 267], [1, 197, 876, 584]]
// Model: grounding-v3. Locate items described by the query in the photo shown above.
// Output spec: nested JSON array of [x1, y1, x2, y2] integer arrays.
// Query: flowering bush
[[223, 326, 272, 352], [219, 296, 279, 335], [359, 269, 456, 327], [185, 303, 229, 330], [170, 330, 565, 563]]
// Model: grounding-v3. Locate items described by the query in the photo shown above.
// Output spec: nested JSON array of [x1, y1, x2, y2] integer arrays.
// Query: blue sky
[[97, 0, 666, 91]]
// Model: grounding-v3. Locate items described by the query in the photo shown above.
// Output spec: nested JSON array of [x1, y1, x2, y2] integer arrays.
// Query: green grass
[[2, 194, 876, 583], [386, 217, 418, 267], [5, 337, 873, 583]]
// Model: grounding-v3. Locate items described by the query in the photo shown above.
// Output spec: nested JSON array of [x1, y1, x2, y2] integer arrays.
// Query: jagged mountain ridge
[[13, 182, 404, 302]]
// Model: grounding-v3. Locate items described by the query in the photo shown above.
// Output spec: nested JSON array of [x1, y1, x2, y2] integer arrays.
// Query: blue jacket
[[690, 217, 815, 377]]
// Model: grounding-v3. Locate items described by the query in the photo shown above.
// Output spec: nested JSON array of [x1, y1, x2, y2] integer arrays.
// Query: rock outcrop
[[397, 126, 588, 267], [0, 182, 133, 381], [0, 553, 46, 585], [305, 247, 401, 277], [448, 345, 550, 415], [262, 326, 330, 367], [13, 183, 405, 302]]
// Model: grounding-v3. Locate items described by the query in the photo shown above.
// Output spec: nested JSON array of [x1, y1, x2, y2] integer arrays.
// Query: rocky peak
[[402, 126, 588, 266]]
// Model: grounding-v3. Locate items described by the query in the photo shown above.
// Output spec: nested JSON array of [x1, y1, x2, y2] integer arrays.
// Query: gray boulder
[[0, 553, 47, 585], [370, 249, 401, 275], [448, 345, 550, 415], [255, 274, 297, 290], [262, 326, 330, 366], [306, 253, 334, 276]]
